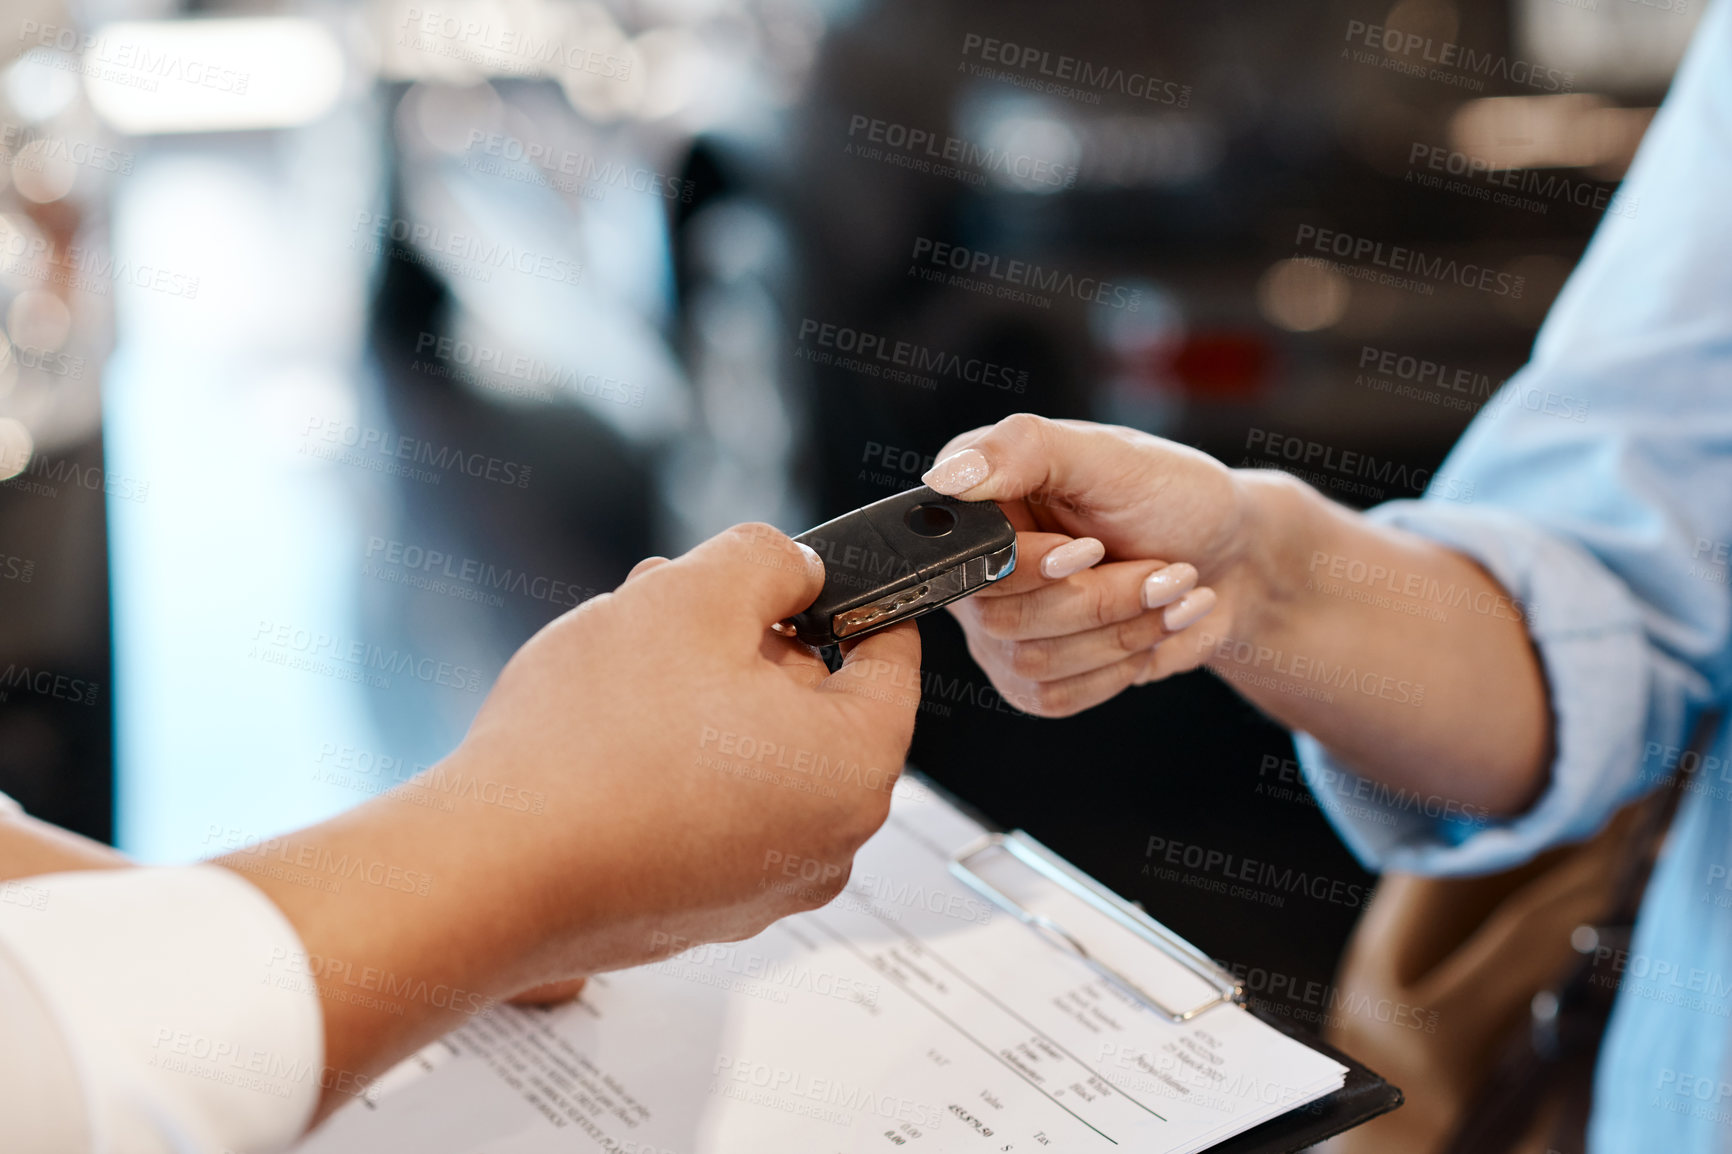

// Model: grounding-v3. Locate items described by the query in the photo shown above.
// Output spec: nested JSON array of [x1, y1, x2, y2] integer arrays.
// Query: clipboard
[[934, 779, 1402, 1153], [297, 772, 1399, 1154]]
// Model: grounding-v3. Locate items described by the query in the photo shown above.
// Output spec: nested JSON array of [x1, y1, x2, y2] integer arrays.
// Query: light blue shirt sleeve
[[1295, 0, 1732, 876]]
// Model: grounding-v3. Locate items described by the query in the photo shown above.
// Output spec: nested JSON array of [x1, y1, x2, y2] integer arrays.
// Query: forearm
[[1213, 470, 1552, 816], [0, 801, 464, 1123], [212, 757, 546, 1124], [0, 813, 129, 880]]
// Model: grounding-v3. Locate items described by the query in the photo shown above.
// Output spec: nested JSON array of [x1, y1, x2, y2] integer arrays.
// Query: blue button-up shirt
[[1293, 2, 1732, 1147]]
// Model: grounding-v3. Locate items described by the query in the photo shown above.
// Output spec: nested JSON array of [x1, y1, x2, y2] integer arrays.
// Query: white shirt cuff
[[0, 865, 325, 1154]]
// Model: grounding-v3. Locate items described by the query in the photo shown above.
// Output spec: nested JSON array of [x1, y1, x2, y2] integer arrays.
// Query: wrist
[[1219, 467, 1322, 647]]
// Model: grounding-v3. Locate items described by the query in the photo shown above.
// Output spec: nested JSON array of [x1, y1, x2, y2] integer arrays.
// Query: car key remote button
[[903, 503, 958, 538]]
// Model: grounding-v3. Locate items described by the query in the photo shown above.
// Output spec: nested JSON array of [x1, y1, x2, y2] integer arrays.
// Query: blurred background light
[[82, 19, 345, 135], [6, 290, 73, 351], [1075, 114, 1222, 189], [0, 335, 15, 401], [1517, 0, 1701, 90], [3, 52, 79, 123], [377, 0, 631, 85], [1449, 94, 1655, 178], [400, 79, 504, 155], [954, 92, 1084, 196], [0, 416, 32, 481], [1256, 258, 1350, 333], [10, 140, 79, 204], [630, 27, 712, 121]]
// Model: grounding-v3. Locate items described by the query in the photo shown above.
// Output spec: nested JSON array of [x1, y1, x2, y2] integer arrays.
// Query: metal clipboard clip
[[950, 831, 1244, 1023]]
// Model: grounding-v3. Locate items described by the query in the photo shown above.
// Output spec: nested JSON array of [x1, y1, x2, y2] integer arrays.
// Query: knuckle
[[784, 886, 823, 913], [726, 520, 776, 542], [1002, 685, 1050, 717], [979, 658, 1031, 698], [937, 426, 989, 460], [963, 631, 1016, 686], [722, 521, 787, 557], [1014, 594, 1045, 637], [1115, 616, 1159, 655], [999, 412, 1048, 446], [788, 860, 852, 910], [820, 861, 853, 903], [841, 804, 890, 854], [1007, 640, 1051, 681], [975, 597, 1021, 640], [1028, 680, 1064, 715], [1088, 582, 1113, 629], [1029, 680, 1085, 719]]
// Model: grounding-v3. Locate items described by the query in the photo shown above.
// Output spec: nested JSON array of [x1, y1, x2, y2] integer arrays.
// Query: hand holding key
[[922, 414, 1250, 717], [223, 523, 923, 1119]]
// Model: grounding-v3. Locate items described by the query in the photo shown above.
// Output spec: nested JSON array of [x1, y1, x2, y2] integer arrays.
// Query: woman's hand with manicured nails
[[923, 412, 1552, 824], [924, 415, 1254, 716]]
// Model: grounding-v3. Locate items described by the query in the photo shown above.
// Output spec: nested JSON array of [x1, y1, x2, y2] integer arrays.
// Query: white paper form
[[294, 779, 1346, 1154]]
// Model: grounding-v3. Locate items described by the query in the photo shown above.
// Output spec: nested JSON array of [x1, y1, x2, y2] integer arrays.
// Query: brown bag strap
[[1442, 708, 1723, 1154]]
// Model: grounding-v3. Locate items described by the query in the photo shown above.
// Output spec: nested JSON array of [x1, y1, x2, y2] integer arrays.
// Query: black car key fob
[[788, 485, 1017, 647]]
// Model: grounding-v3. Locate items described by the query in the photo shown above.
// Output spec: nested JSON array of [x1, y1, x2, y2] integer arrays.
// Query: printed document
[[294, 778, 1346, 1153]]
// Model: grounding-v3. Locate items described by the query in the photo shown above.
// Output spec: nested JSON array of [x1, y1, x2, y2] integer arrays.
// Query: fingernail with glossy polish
[[1141, 563, 1198, 610], [1040, 537, 1105, 580], [1162, 586, 1217, 632], [922, 448, 991, 495]]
